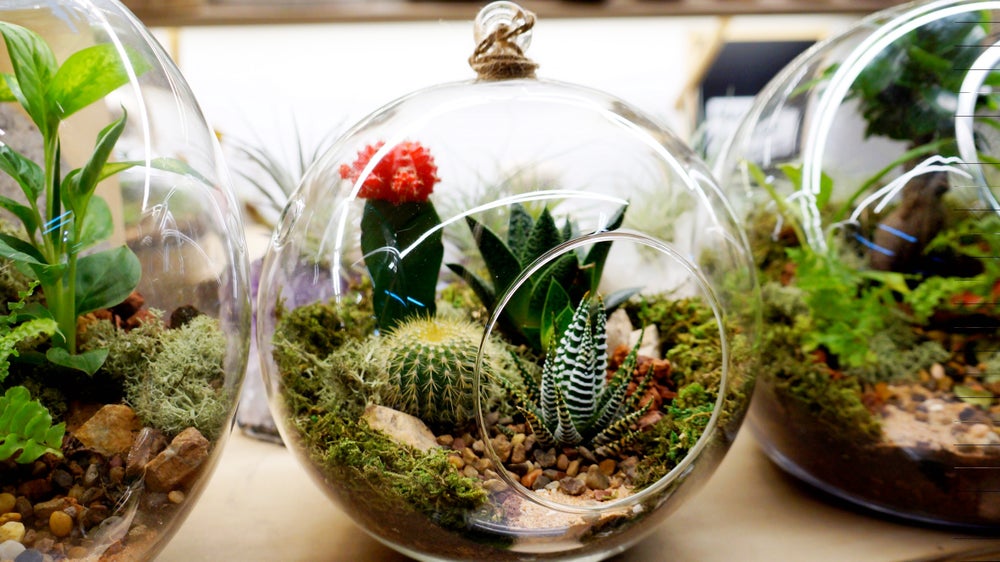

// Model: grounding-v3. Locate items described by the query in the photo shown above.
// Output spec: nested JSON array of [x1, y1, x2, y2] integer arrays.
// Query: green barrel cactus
[[380, 316, 507, 426]]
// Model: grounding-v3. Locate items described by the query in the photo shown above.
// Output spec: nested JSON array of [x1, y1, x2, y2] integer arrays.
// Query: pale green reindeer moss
[[124, 315, 229, 439]]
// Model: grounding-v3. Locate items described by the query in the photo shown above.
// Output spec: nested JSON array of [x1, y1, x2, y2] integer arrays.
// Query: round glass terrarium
[[715, 0, 1000, 530], [258, 3, 758, 560], [0, 1, 249, 560]]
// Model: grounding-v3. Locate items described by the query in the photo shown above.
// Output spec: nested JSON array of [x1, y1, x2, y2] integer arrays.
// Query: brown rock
[[144, 427, 210, 492], [559, 476, 586, 496], [598, 458, 617, 476], [74, 405, 140, 456], [126, 427, 169, 478], [585, 465, 610, 490], [521, 468, 542, 488], [491, 434, 512, 463]]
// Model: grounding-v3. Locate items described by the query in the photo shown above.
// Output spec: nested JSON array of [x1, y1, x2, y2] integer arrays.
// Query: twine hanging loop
[[469, 2, 538, 81]]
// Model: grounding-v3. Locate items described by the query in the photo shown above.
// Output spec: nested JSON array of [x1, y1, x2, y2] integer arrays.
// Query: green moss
[[79, 311, 166, 388], [276, 294, 375, 358], [124, 315, 229, 439], [758, 281, 882, 441], [272, 296, 493, 530]]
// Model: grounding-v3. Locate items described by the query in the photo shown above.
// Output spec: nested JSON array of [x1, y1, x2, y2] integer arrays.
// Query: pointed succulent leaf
[[582, 204, 627, 288], [519, 207, 563, 267], [464, 215, 521, 295], [506, 203, 533, 252], [528, 251, 578, 313], [539, 280, 571, 352], [445, 263, 496, 312], [552, 385, 583, 446]]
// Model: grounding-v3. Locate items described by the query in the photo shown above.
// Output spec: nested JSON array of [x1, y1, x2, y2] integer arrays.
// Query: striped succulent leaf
[[507, 294, 652, 456]]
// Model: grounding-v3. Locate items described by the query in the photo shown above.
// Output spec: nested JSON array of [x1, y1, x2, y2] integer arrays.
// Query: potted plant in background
[[257, 3, 759, 560], [715, 0, 1000, 529], [0, 2, 249, 560]]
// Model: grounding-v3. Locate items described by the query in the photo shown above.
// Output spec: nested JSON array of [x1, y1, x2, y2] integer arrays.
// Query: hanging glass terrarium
[[257, 3, 759, 560], [715, 0, 1000, 530], [0, 1, 249, 559]]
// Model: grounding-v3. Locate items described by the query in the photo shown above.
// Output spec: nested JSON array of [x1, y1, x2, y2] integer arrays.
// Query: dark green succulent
[[447, 203, 631, 352], [502, 294, 653, 457]]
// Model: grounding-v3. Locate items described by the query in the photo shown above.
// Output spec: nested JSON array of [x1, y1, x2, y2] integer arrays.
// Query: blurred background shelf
[[124, 0, 907, 27]]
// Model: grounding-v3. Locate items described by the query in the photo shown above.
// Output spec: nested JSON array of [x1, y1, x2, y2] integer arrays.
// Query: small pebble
[[83, 464, 100, 487], [0, 494, 14, 515], [521, 468, 542, 488], [492, 435, 512, 463], [472, 440, 485, 454], [14, 548, 44, 562], [533, 448, 556, 468], [0, 539, 26, 561], [510, 434, 526, 448], [50, 470, 73, 490], [66, 546, 88, 559], [585, 466, 610, 490], [436, 435, 454, 447], [559, 476, 586, 496], [167, 491, 186, 504], [48, 511, 73, 538], [0, 513, 20, 525], [462, 466, 478, 479], [0, 522, 25, 543], [598, 459, 617, 476], [447, 454, 465, 470], [556, 454, 569, 471], [483, 479, 507, 493], [532, 475, 551, 490], [510, 444, 527, 464], [565, 459, 581, 478]]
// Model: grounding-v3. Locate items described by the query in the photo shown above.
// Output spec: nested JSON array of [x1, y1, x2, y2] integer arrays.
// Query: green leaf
[[62, 111, 127, 218], [445, 263, 496, 312], [74, 246, 141, 316], [0, 142, 44, 202], [539, 280, 571, 352], [0, 233, 50, 270], [520, 208, 563, 267], [0, 74, 16, 102], [0, 23, 57, 134], [464, 216, 521, 296], [582, 204, 627, 288], [0, 194, 38, 239], [0, 385, 63, 462], [507, 203, 533, 252], [45, 347, 108, 376], [49, 44, 150, 121], [75, 195, 113, 250]]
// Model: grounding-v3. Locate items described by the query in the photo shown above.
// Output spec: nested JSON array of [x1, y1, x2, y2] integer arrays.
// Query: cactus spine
[[381, 316, 503, 426]]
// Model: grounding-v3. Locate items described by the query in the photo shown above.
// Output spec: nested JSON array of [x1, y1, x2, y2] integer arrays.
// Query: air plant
[[504, 294, 653, 457]]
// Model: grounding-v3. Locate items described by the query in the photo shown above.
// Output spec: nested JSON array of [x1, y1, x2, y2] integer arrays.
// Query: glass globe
[[0, 1, 249, 559], [714, 0, 1000, 529], [257, 4, 758, 560]]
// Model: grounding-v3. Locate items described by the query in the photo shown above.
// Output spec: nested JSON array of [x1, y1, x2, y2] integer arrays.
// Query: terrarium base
[[750, 382, 1000, 530]]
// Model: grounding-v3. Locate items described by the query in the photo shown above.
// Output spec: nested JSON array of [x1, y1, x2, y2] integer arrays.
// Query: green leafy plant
[[340, 141, 443, 331], [448, 202, 630, 352], [0, 283, 62, 463], [503, 294, 652, 456], [0, 22, 150, 373]]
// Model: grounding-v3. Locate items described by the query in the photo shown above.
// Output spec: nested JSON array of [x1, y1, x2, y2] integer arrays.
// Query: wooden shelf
[[125, 0, 906, 27]]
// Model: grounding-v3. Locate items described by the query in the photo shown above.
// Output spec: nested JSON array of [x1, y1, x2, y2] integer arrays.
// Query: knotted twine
[[468, 8, 538, 81]]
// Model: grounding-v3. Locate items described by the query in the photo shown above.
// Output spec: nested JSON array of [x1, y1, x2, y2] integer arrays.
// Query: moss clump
[[124, 315, 229, 439], [276, 294, 375, 358], [79, 311, 166, 388], [758, 281, 882, 441], [272, 295, 493, 530]]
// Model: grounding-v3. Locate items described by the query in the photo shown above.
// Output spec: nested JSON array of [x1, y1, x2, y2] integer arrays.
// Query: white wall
[[158, 13, 862, 178]]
